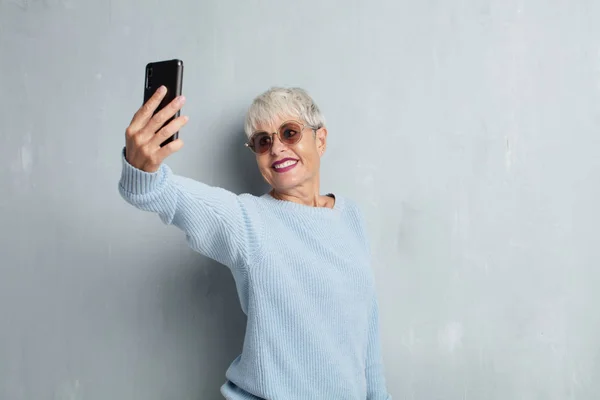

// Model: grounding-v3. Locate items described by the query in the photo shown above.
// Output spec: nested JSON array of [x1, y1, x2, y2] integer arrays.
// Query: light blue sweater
[[118, 151, 391, 400]]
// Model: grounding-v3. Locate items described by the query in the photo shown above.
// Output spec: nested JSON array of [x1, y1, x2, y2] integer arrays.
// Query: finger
[[150, 114, 189, 148], [129, 86, 168, 131], [145, 95, 186, 134], [155, 138, 185, 164]]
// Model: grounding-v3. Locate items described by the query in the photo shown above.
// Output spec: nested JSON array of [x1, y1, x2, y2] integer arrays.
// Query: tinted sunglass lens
[[279, 122, 303, 144], [253, 133, 272, 154]]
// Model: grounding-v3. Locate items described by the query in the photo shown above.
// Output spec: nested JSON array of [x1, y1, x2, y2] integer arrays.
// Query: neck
[[271, 179, 328, 207]]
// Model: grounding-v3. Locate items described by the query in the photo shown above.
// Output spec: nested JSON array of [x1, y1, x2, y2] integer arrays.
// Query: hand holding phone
[[123, 60, 188, 173], [144, 59, 184, 147]]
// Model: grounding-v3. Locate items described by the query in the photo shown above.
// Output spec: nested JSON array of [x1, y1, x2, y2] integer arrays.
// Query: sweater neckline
[[260, 192, 344, 214]]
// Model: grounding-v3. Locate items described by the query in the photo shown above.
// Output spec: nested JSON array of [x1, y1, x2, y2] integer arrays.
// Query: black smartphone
[[144, 59, 184, 147]]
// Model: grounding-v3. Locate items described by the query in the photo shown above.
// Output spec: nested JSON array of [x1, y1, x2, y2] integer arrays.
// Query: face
[[251, 115, 327, 192]]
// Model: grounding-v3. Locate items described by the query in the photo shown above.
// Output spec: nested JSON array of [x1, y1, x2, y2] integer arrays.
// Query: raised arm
[[118, 154, 261, 269], [118, 85, 261, 269]]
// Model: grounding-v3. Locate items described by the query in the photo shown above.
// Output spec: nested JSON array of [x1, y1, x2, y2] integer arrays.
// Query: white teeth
[[274, 160, 297, 169]]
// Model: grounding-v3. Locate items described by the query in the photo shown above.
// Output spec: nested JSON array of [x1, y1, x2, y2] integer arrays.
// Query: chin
[[271, 180, 298, 192], [270, 175, 304, 192]]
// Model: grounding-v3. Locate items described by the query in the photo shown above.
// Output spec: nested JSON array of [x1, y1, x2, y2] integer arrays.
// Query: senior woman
[[118, 86, 391, 399]]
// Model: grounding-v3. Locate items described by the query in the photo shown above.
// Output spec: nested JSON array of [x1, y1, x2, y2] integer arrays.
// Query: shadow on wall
[[211, 111, 270, 196], [228, 128, 270, 196], [154, 249, 247, 398]]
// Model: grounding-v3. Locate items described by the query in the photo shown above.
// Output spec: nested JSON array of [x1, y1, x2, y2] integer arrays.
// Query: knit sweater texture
[[118, 151, 391, 400]]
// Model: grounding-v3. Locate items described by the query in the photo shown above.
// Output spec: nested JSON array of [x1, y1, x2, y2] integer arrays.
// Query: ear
[[315, 127, 328, 156]]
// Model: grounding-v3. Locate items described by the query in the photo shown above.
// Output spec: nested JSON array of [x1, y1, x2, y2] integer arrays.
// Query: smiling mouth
[[272, 159, 298, 172]]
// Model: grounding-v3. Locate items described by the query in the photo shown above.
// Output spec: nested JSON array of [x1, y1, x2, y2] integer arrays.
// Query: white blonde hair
[[244, 87, 326, 138]]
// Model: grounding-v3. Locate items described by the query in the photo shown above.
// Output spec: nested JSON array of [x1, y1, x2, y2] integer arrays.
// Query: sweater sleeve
[[117, 149, 261, 270], [366, 294, 392, 400]]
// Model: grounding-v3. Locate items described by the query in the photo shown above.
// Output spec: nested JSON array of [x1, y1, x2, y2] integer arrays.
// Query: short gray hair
[[244, 87, 326, 138]]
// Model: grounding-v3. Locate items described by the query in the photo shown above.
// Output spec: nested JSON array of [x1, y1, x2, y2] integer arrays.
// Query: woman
[[119, 86, 392, 399]]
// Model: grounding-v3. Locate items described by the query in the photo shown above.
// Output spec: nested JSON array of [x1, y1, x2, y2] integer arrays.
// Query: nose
[[269, 133, 287, 154]]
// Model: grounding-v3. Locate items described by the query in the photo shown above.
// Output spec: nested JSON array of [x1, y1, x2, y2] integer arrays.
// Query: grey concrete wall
[[1, 0, 600, 399]]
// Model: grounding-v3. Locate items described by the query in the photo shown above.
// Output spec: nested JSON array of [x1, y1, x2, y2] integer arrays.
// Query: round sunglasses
[[245, 120, 318, 155]]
